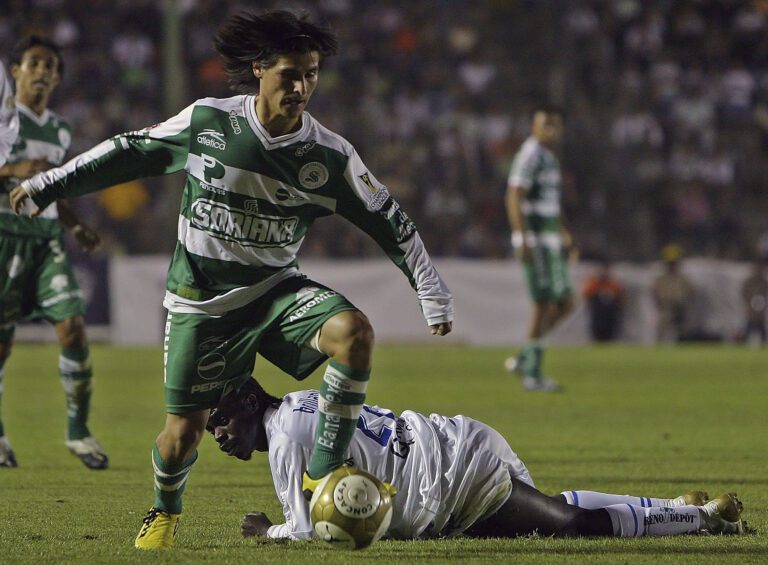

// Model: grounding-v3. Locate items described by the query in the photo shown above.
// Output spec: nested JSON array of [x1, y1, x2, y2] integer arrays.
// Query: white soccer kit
[[263, 390, 534, 540], [0, 61, 19, 168]]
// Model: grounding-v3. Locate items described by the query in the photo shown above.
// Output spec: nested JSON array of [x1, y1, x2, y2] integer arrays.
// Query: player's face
[[208, 391, 267, 459], [254, 51, 320, 121], [12, 45, 61, 100], [532, 112, 564, 147]]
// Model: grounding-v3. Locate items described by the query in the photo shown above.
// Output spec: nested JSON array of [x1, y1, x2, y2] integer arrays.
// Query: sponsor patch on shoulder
[[358, 172, 390, 211]]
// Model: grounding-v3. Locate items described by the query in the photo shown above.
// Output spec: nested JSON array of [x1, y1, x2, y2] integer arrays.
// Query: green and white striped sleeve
[[335, 149, 454, 326], [0, 61, 18, 168], [507, 138, 539, 191], [22, 103, 195, 209]]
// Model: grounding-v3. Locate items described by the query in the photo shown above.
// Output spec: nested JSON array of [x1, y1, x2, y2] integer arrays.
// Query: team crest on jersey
[[4, 95, 14, 109], [58, 128, 71, 149], [298, 162, 328, 189], [197, 129, 227, 150]]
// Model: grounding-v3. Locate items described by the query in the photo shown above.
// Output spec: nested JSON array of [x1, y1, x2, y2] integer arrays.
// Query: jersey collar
[[243, 95, 311, 150], [16, 102, 51, 126]]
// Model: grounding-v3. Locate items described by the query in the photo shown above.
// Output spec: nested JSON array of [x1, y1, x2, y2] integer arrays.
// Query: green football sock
[[152, 446, 197, 514], [307, 360, 369, 479], [59, 347, 93, 440], [522, 342, 543, 379]]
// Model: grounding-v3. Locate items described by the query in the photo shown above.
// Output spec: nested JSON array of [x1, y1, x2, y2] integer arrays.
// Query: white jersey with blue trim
[[263, 390, 533, 540]]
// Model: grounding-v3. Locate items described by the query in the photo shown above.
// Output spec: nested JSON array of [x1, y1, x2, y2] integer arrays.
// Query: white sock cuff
[[604, 504, 642, 537]]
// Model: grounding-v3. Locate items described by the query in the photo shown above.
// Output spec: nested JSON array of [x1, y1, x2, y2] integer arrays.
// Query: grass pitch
[[0, 344, 765, 564]]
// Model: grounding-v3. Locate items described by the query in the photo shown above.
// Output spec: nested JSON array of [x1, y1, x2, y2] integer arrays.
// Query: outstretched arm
[[9, 103, 195, 215], [258, 432, 314, 540], [335, 152, 453, 335]]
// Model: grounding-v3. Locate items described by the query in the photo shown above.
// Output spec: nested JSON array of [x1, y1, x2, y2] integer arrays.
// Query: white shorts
[[429, 414, 534, 536]]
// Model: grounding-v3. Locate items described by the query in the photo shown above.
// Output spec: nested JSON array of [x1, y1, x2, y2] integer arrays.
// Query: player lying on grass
[[207, 379, 746, 540]]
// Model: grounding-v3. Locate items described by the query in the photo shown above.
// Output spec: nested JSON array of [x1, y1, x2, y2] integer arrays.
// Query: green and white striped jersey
[[507, 136, 562, 249], [1, 102, 71, 237], [23, 95, 453, 323], [0, 61, 19, 168]]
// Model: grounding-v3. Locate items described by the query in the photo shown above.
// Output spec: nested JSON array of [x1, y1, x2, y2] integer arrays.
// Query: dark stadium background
[[5, 0, 768, 261], [4, 0, 768, 345]]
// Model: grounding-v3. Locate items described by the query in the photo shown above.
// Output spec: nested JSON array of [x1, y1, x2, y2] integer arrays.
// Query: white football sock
[[604, 504, 701, 537], [561, 490, 674, 509]]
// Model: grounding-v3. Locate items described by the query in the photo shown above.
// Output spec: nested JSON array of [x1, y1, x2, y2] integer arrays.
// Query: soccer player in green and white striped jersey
[[0, 60, 19, 168], [505, 105, 575, 392], [11, 11, 454, 549], [0, 36, 106, 469]]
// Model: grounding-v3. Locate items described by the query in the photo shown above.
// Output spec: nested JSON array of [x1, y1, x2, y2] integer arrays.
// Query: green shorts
[[524, 246, 572, 304], [163, 276, 357, 414], [0, 233, 85, 334]]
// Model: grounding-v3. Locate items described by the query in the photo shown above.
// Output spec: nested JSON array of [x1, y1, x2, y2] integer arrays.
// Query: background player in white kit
[[208, 379, 746, 541]]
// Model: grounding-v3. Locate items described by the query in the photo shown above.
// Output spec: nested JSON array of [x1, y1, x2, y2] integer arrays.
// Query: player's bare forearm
[[506, 186, 532, 262], [57, 200, 101, 253], [505, 186, 526, 234], [0, 158, 48, 179]]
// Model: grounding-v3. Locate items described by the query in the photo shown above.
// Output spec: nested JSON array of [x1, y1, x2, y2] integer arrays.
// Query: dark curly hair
[[11, 35, 64, 76], [213, 10, 338, 93]]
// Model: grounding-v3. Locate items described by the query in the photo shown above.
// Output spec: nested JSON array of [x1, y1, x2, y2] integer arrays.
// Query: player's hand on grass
[[9, 186, 43, 217], [241, 512, 273, 538], [430, 321, 452, 336], [1, 158, 48, 179], [70, 224, 101, 254]]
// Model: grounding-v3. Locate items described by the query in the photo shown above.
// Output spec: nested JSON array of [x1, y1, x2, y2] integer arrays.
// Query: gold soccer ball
[[309, 466, 393, 550]]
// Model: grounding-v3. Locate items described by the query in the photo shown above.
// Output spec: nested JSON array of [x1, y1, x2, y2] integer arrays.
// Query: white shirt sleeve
[[507, 139, 538, 191], [265, 431, 314, 540], [0, 62, 19, 168]]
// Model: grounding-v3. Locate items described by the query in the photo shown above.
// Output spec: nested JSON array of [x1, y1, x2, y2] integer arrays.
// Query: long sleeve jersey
[[263, 390, 533, 540], [0, 62, 19, 168], [22, 95, 453, 321]]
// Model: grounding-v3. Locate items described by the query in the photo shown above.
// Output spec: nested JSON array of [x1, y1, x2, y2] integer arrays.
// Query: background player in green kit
[[505, 105, 575, 392], [0, 36, 106, 468], [11, 12, 453, 549]]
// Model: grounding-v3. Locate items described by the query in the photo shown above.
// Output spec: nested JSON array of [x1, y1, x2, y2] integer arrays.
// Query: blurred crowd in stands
[[3, 0, 768, 261]]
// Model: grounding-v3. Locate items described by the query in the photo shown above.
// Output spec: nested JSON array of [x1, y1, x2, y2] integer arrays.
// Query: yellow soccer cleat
[[700, 493, 744, 535], [134, 507, 180, 550]]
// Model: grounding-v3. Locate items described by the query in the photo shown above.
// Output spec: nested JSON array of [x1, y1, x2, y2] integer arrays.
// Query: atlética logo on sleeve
[[298, 162, 328, 189]]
